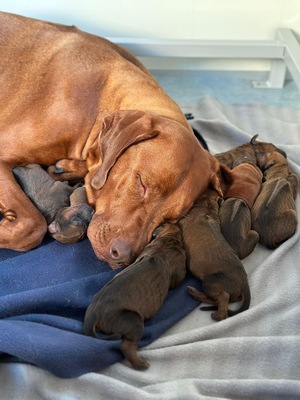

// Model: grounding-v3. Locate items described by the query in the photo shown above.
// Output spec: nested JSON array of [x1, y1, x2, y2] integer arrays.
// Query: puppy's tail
[[83, 318, 122, 340], [83, 316, 97, 337], [228, 282, 251, 317]]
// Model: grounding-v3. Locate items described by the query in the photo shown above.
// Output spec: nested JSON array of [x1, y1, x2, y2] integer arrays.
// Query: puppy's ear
[[91, 111, 159, 190], [250, 134, 259, 145]]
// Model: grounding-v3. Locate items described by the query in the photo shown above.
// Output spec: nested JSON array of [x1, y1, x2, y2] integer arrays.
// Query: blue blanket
[[0, 236, 200, 378]]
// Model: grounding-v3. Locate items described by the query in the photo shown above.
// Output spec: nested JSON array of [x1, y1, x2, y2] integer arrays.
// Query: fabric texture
[[1, 95, 300, 399]]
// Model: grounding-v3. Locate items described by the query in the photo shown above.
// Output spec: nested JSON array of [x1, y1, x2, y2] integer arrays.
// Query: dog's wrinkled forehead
[[131, 131, 198, 183]]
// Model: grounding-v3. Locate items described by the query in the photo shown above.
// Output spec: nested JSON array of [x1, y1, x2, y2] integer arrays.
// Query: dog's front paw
[[47, 159, 88, 181]]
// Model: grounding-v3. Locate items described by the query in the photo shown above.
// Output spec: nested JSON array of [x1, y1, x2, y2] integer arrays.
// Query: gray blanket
[[1, 95, 300, 400]]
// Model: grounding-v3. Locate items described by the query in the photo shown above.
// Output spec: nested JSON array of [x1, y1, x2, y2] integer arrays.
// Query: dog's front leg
[[0, 164, 47, 251], [47, 159, 88, 181]]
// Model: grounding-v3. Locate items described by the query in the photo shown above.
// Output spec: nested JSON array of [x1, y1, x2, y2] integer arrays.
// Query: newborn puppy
[[13, 164, 93, 243], [178, 188, 250, 321], [48, 186, 94, 243], [83, 223, 186, 370], [250, 136, 298, 248], [218, 156, 263, 259], [215, 142, 256, 169]]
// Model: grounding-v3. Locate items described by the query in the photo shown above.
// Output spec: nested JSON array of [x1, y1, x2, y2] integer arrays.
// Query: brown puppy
[[178, 188, 250, 321], [13, 164, 93, 243], [217, 154, 263, 259], [48, 186, 94, 243], [83, 223, 186, 370], [250, 135, 298, 248], [215, 142, 256, 169], [13, 164, 76, 226], [214, 143, 262, 259], [0, 12, 222, 268]]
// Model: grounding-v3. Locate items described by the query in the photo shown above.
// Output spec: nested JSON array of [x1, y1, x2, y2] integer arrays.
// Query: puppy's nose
[[109, 240, 132, 265]]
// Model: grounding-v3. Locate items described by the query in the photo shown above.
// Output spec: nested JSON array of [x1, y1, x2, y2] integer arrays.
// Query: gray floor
[[151, 70, 300, 109]]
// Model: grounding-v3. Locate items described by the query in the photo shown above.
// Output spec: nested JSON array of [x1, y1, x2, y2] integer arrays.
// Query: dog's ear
[[91, 111, 159, 190]]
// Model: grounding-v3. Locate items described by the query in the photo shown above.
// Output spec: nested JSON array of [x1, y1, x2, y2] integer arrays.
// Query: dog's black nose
[[109, 240, 132, 265]]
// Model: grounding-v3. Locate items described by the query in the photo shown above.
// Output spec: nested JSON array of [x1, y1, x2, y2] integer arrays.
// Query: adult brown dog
[[178, 188, 250, 321], [0, 12, 221, 268], [250, 136, 298, 248], [83, 223, 186, 370]]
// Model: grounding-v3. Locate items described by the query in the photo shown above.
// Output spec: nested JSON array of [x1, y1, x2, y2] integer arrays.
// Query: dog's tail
[[228, 282, 251, 316], [83, 316, 96, 337], [83, 317, 122, 340]]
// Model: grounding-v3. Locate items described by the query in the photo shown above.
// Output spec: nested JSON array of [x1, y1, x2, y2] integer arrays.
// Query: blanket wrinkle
[[1, 95, 300, 399]]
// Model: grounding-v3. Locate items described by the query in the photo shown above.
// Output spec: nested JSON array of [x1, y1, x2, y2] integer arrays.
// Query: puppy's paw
[[133, 357, 150, 370], [211, 310, 227, 321]]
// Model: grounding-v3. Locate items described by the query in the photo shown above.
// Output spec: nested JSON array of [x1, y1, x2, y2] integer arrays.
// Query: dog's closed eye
[[70, 215, 84, 226], [136, 173, 147, 198]]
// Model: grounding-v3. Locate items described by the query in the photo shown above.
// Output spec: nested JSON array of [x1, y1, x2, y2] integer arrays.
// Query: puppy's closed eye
[[151, 226, 161, 240]]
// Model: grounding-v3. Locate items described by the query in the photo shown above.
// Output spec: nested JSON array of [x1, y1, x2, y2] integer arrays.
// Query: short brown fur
[[179, 188, 250, 321], [83, 223, 186, 369]]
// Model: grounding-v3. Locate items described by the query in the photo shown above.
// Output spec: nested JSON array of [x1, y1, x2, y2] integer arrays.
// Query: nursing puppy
[[48, 185, 94, 243], [179, 188, 250, 321], [215, 142, 256, 169], [13, 164, 93, 243], [250, 136, 298, 248], [214, 142, 262, 259], [83, 223, 186, 370], [218, 156, 263, 259]]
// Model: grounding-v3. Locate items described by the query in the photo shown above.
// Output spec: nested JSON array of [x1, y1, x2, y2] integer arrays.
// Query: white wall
[[1, 0, 300, 71]]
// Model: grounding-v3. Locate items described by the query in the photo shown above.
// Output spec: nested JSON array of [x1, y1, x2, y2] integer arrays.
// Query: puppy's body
[[13, 164, 74, 225], [83, 223, 186, 370], [13, 164, 93, 243], [179, 189, 250, 321], [219, 198, 259, 259], [251, 138, 298, 248], [215, 143, 256, 169], [218, 157, 263, 259]]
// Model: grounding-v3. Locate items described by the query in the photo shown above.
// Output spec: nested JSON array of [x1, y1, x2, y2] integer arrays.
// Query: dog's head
[[85, 110, 217, 269]]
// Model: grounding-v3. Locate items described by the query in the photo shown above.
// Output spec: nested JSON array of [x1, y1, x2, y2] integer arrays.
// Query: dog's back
[[218, 162, 262, 259], [179, 189, 237, 276], [250, 143, 298, 248], [179, 188, 250, 320], [252, 177, 298, 248], [83, 223, 186, 368], [84, 223, 186, 328]]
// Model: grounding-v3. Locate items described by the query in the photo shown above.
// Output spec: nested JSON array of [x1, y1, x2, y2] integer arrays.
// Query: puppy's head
[[250, 134, 287, 171], [48, 204, 94, 243]]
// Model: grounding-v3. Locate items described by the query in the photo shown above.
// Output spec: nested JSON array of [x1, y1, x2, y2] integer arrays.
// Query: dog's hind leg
[[0, 164, 47, 250], [119, 311, 149, 370], [187, 286, 217, 304], [210, 291, 230, 321], [188, 285, 230, 320]]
